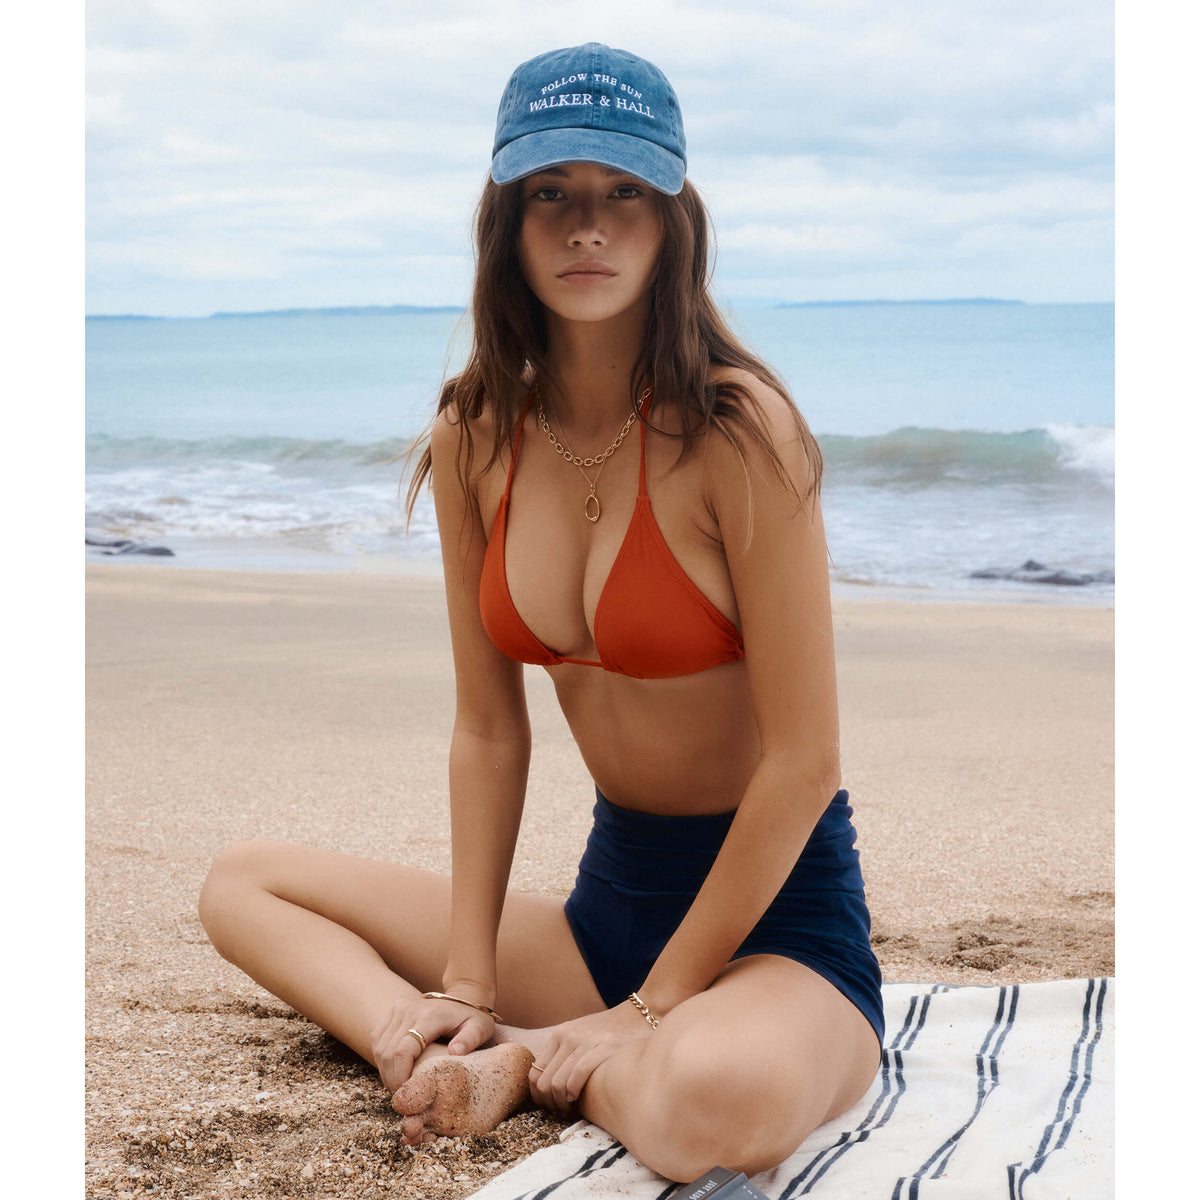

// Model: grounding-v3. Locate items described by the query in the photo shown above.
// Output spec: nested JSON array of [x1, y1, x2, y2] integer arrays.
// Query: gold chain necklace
[[535, 386, 651, 523]]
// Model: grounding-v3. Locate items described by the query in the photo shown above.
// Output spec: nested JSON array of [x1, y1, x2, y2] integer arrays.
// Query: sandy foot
[[391, 1042, 535, 1145]]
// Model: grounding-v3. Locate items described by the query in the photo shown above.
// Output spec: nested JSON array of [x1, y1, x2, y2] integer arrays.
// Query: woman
[[199, 43, 882, 1183]]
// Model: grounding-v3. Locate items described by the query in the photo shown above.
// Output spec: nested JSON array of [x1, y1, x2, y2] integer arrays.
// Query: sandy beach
[[85, 564, 1113, 1199]]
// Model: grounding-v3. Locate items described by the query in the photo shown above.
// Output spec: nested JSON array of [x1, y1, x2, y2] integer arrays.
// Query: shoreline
[[86, 564, 1113, 1199], [83, 547, 1116, 609]]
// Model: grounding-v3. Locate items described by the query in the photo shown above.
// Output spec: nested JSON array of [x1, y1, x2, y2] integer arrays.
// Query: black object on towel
[[680, 1167, 769, 1200]]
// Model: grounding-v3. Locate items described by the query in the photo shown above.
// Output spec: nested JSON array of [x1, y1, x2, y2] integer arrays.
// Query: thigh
[[583, 954, 881, 1180], [704, 954, 880, 1117], [658, 955, 879, 1141], [232, 840, 605, 1027]]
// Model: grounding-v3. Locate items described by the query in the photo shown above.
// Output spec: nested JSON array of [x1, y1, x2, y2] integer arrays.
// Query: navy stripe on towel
[[890, 985, 1021, 1200], [1007, 977, 1108, 1199], [519, 1142, 628, 1200], [780, 986, 944, 1198]]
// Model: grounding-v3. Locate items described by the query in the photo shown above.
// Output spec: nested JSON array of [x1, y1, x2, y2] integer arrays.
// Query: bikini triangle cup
[[478, 390, 745, 679]]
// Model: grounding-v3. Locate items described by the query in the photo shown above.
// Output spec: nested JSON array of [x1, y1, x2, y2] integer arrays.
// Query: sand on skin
[[85, 564, 1113, 1199]]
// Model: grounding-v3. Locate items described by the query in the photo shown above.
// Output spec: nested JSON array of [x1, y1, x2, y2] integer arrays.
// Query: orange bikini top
[[479, 391, 745, 679]]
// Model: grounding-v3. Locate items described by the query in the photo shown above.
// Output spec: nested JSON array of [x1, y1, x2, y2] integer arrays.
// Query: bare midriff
[[547, 659, 763, 815]]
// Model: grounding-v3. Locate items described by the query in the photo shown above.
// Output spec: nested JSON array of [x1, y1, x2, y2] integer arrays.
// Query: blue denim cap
[[491, 43, 686, 195]]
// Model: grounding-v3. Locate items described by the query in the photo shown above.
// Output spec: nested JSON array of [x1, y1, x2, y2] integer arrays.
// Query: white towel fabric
[[469, 978, 1112, 1200]]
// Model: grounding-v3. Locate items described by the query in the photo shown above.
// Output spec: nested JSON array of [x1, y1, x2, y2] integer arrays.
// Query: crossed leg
[[197, 839, 606, 1043], [198, 840, 879, 1182], [561, 956, 880, 1180]]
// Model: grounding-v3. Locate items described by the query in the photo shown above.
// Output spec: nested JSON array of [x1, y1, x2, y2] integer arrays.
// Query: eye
[[528, 186, 563, 202], [612, 184, 643, 199]]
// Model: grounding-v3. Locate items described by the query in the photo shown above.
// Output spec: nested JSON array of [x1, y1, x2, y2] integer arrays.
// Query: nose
[[568, 196, 605, 247]]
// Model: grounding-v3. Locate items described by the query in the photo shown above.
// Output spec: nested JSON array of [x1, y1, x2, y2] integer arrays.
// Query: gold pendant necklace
[[536, 386, 650, 522], [581, 473, 603, 523]]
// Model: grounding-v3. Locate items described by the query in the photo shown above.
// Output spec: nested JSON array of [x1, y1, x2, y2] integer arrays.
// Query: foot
[[391, 1042, 535, 1144]]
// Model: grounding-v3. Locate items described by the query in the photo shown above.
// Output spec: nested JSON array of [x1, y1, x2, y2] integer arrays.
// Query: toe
[[392, 1071, 437, 1116]]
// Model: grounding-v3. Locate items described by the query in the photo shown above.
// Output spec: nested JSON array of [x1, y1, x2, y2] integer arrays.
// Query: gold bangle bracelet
[[627, 991, 660, 1029], [422, 991, 503, 1023]]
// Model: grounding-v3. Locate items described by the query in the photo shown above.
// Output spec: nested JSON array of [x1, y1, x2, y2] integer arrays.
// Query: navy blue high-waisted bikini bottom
[[563, 787, 885, 1049]]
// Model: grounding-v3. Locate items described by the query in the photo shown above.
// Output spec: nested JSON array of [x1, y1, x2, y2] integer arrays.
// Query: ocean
[[85, 301, 1114, 603]]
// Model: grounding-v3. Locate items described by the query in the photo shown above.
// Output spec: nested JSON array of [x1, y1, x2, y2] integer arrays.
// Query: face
[[516, 161, 664, 325]]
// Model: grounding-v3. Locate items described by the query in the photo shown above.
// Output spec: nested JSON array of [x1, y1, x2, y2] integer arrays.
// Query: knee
[[634, 1030, 808, 1182], [197, 839, 277, 940]]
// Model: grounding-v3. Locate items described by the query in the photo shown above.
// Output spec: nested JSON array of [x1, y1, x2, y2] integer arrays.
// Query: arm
[[431, 407, 531, 1024], [637, 377, 841, 1015], [375, 408, 530, 1089]]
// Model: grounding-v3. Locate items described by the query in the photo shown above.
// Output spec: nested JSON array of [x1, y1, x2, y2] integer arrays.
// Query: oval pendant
[[584, 492, 601, 523]]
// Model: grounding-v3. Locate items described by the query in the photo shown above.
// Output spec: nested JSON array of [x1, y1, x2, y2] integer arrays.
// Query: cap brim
[[491, 127, 685, 195]]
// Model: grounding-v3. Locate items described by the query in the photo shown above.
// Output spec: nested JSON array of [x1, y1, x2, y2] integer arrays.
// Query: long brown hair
[[404, 174, 823, 527]]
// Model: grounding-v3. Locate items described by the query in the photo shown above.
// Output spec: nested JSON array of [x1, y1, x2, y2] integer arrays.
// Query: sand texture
[[86, 565, 1113, 1199]]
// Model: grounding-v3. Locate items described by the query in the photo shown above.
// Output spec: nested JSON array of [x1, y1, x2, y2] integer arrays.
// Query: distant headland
[[86, 304, 466, 321], [772, 298, 1025, 309], [86, 297, 1037, 321]]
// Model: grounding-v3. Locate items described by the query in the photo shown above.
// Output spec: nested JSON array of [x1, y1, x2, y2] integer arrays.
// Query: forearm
[[638, 756, 837, 1015], [442, 721, 531, 1003]]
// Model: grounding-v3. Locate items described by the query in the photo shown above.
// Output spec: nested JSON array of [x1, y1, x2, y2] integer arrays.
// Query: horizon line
[[85, 296, 1115, 321]]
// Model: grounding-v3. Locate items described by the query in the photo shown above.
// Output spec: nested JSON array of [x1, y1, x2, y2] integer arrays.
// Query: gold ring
[[529, 1062, 544, 1073], [404, 1028, 428, 1053]]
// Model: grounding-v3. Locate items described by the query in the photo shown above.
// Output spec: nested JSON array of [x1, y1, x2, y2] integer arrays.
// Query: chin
[[540, 289, 652, 326]]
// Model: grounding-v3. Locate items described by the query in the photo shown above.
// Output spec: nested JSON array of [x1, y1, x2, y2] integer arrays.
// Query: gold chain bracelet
[[627, 991, 660, 1029]]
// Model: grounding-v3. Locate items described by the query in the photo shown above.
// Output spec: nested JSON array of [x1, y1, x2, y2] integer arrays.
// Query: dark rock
[[110, 544, 175, 556], [970, 559, 1112, 587], [87, 534, 175, 557]]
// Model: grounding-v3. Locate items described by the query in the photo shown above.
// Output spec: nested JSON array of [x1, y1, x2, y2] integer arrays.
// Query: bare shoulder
[[703, 365, 815, 489], [428, 388, 512, 475], [430, 397, 494, 452], [429, 401, 462, 453]]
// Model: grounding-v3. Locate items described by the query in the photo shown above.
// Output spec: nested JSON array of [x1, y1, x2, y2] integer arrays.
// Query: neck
[[538, 299, 651, 440]]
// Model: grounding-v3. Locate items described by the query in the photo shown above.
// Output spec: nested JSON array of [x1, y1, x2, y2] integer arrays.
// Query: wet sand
[[85, 564, 1113, 1199]]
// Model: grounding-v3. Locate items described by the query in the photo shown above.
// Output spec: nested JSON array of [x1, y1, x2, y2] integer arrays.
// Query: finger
[[420, 1004, 481, 1048], [550, 1048, 586, 1113], [563, 1045, 608, 1105], [448, 1014, 493, 1055], [529, 1044, 565, 1109], [380, 1028, 426, 1090], [377, 1004, 415, 1061], [379, 1043, 415, 1092], [379, 1051, 410, 1093], [528, 1056, 559, 1108], [373, 1008, 409, 1086], [528, 1061, 548, 1108]]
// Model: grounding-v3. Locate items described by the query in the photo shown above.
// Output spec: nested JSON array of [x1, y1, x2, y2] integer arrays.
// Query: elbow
[[758, 742, 841, 802], [453, 711, 531, 747], [452, 681, 532, 749]]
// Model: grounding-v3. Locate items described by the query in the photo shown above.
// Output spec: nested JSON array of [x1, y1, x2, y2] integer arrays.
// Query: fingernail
[[449, 1042, 463, 1054]]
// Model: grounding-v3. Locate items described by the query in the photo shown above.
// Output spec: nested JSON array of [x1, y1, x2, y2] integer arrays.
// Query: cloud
[[86, 0, 1113, 312]]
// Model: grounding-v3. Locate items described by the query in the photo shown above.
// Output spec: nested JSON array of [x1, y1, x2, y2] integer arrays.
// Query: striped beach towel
[[470, 978, 1112, 1200]]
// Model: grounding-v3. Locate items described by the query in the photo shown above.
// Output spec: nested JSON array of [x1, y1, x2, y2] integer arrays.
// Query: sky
[[85, 0, 1114, 316]]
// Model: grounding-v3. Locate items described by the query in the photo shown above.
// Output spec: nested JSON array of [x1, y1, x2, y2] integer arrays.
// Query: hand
[[529, 1001, 655, 1113], [371, 995, 495, 1092]]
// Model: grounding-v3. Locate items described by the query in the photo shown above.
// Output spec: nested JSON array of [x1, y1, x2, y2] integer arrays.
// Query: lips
[[557, 260, 617, 277]]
